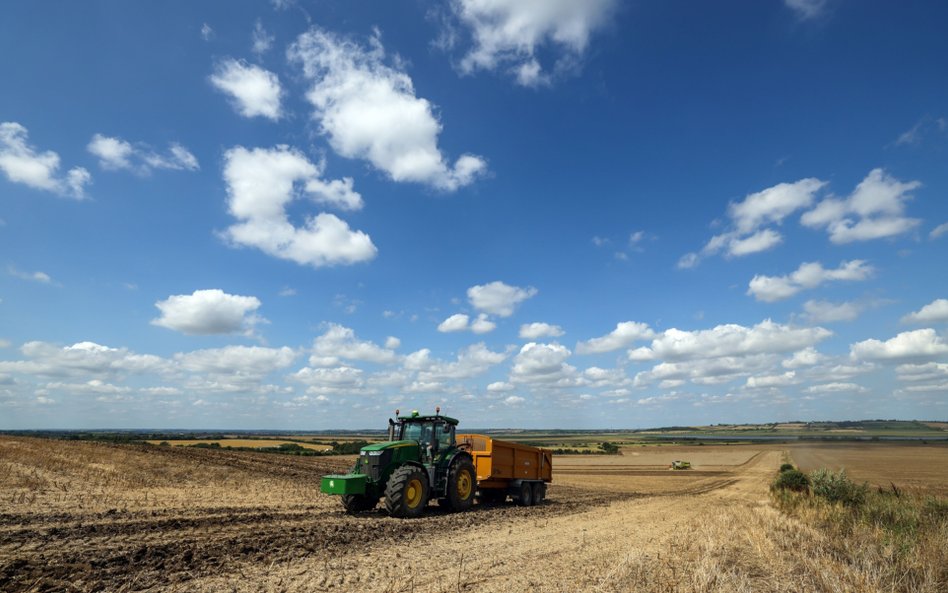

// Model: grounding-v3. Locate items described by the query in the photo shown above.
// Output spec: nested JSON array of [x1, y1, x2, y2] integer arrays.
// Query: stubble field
[[1, 435, 945, 592]]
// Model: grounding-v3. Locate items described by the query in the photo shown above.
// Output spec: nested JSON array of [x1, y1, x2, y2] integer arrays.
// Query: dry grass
[[790, 443, 948, 495]]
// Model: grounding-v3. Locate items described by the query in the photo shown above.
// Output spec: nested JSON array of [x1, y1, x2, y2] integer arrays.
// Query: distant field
[[145, 439, 332, 451], [789, 442, 948, 495]]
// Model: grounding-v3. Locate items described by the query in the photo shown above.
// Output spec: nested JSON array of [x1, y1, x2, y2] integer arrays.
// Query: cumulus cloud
[[634, 320, 831, 363], [210, 59, 283, 120], [895, 362, 948, 383], [851, 329, 948, 362], [467, 281, 537, 317], [747, 260, 873, 302], [801, 169, 921, 244], [0, 341, 169, 379], [745, 371, 797, 389], [87, 134, 198, 174], [930, 222, 948, 239], [289, 27, 487, 191], [576, 321, 654, 354], [681, 178, 826, 267], [436, 313, 496, 334], [221, 145, 375, 267], [310, 324, 397, 365], [902, 299, 948, 324], [782, 347, 825, 369], [802, 300, 863, 324], [0, 122, 91, 199], [449, 0, 617, 87], [510, 342, 575, 384], [152, 289, 264, 336], [175, 345, 296, 377], [519, 322, 564, 340]]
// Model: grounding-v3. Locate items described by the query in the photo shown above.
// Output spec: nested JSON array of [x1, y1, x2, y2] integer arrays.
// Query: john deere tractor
[[320, 409, 476, 518]]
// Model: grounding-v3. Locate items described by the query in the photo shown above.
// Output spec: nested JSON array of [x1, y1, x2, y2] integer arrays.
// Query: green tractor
[[320, 409, 476, 518]]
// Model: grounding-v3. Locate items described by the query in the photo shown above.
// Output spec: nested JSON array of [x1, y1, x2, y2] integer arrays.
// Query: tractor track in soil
[[1, 482, 630, 592]]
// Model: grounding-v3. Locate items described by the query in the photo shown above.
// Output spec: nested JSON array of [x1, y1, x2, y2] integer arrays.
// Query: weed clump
[[778, 462, 795, 472], [810, 468, 868, 507], [772, 468, 810, 492]]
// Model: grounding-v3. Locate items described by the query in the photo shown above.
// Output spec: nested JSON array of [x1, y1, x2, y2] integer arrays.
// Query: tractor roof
[[397, 413, 459, 425]]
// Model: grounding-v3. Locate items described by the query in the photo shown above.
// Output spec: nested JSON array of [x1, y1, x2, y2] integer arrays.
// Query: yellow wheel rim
[[405, 478, 423, 509], [457, 469, 473, 499]]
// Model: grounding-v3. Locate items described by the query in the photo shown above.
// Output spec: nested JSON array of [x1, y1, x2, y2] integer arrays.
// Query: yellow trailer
[[457, 433, 552, 506]]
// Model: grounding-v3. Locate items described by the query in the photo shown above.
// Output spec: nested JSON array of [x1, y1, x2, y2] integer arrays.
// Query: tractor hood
[[360, 440, 418, 452]]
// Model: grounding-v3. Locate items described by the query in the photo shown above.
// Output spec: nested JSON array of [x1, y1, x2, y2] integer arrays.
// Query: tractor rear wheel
[[517, 481, 533, 506], [444, 458, 476, 512], [384, 466, 429, 518], [341, 493, 379, 514]]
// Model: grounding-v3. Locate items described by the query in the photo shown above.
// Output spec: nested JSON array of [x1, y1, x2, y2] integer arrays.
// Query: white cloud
[[801, 169, 921, 244], [687, 178, 826, 265], [289, 27, 486, 191], [417, 343, 508, 382], [450, 0, 617, 87], [438, 313, 470, 333], [503, 395, 525, 406], [252, 20, 274, 55], [201, 23, 214, 41], [0, 122, 91, 199], [747, 260, 873, 302], [470, 314, 497, 334], [782, 347, 825, 369], [802, 300, 862, 323], [851, 329, 948, 362], [510, 342, 575, 384], [895, 362, 948, 383], [221, 145, 374, 267], [384, 336, 401, 350], [210, 59, 283, 120], [467, 281, 537, 317], [487, 381, 514, 392], [152, 289, 263, 336], [930, 222, 948, 239], [745, 371, 797, 389], [902, 299, 948, 324], [311, 324, 397, 365], [0, 341, 169, 379], [785, 0, 828, 20], [805, 382, 868, 394], [576, 321, 654, 354], [635, 320, 832, 362], [8, 265, 54, 284], [726, 228, 784, 257], [519, 322, 564, 340], [176, 346, 296, 377], [87, 134, 198, 174]]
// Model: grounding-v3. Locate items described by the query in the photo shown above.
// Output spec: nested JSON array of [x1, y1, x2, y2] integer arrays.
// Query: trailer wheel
[[384, 466, 429, 518], [341, 493, 379, 514], [517, 482, 534, 506], [531, 482, 546, 505], [444, 458, 476, 512]]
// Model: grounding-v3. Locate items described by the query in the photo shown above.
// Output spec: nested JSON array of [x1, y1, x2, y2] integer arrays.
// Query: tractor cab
[[390, 410, 458, 461]]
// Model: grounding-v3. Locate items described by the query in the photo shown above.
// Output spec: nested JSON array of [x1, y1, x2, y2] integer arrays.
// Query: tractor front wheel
[[444, 458, 476, 512], [384, 466, 429, 518], [341, 493, 379, 514]]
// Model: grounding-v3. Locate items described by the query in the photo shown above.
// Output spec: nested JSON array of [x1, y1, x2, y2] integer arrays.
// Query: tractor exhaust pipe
[[388, 418, 395, 442]]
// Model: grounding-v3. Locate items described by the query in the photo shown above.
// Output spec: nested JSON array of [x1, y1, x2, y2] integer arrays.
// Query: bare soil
[[1, 436, 945, 592]]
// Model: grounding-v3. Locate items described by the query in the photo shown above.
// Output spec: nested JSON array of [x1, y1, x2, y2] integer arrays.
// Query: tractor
[[320, 409, 476, 518]]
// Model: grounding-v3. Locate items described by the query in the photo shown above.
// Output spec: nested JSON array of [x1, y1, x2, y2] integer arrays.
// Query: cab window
[[435, 423, 453, 449]]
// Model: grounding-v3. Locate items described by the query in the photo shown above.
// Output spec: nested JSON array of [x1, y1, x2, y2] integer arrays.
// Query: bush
[[772, 468, 810, 492], [810, 468, 868, 507], [779, 463, 796, 472]]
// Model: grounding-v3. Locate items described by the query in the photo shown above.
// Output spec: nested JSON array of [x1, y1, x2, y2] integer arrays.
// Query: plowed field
[[1, 436, 945, 592]]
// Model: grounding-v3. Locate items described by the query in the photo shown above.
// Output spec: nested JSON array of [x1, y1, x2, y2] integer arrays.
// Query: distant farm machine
[[670, 460, 692, 470], [320, 408, 552, 517]]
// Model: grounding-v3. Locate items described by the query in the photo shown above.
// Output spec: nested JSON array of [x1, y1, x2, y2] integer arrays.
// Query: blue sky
[[1, 0, 946, 430]]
